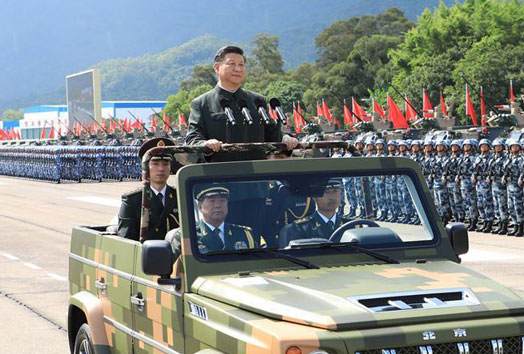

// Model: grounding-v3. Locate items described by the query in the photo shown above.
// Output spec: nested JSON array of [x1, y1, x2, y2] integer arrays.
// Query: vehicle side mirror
[[446, 222, 469, 256], [142, 240, 179, 286]]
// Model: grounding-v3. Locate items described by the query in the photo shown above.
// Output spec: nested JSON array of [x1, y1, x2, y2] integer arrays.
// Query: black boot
[[482, 221, 493, 233], [377, 211, 387, 221], [387, 212, 398, 223], [516, 223, 524, 237], [347, 207, 355, 218], [507, 222, 518, 236], [476, 220, 485, 232], [467, 219, 478, 232], [497, 220, 509, 235]]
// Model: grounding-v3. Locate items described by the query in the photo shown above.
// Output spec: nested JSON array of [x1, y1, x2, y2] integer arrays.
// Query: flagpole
[[151, 108, 175, 133], [390, 83, 424, 118], [459, 72, 500, 115]]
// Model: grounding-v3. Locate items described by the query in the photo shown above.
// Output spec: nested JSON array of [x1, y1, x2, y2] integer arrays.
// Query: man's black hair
[[214, 45, 246, 63]]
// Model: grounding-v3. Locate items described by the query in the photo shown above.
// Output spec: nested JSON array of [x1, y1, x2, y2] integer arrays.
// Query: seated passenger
[[279, 179, 350, 247], [118, 138, 179, 241], [169, 185, 256, 258]]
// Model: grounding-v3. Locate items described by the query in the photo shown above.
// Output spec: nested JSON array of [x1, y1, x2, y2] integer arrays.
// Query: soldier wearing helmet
[[502, 139, 524, 236], [432, 140, 451, 224], [472, 139, 495, 233], [488, 139, 510, 234], [456, 139, 479, 231]]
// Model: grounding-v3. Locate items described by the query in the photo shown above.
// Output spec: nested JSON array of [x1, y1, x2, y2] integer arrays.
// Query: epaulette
[[122, 187, 142, 197], [230, 223, 252, 231], [295, 216, 312, 224]]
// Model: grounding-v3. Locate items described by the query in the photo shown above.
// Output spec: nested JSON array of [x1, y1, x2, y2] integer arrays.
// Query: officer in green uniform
[[185, 45, 298, 162], [118, 137, 179, 241], [278, 179, 350, 247], [169, 185, 256, 258]]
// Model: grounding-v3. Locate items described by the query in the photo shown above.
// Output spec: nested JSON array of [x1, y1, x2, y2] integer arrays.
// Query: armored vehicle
[[68, 150, 524, 354]]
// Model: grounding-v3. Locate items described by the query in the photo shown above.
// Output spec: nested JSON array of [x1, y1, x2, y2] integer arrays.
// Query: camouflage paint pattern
[[69, 156, 524, 354]]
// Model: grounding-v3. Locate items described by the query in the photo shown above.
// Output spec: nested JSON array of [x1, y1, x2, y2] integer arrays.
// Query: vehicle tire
[[73, 323, 95, 354]]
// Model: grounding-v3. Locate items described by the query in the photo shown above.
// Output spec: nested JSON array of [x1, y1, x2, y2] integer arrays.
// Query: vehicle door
[[96, 235, 136, 352], [131, 244, 185, 354]]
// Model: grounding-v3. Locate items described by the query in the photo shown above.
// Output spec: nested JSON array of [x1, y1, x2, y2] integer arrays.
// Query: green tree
[[262, 80, 306, 113], [179, 65, 216, 91], [250, 34, 284, 74], [1, 109, 23, 121], [163, 84, 212, 124]]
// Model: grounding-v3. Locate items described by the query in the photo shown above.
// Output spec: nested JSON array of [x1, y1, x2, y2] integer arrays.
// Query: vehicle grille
[[357, 336, 524, 354]]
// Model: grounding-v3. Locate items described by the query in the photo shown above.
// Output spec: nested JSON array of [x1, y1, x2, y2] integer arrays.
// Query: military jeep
[[68, 155, 524, 354]]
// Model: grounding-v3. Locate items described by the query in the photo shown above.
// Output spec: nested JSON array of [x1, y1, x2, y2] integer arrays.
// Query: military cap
[[398, 140, 408, 147], [325, 178, 343, 189], [365, 137, 375, 145], [410, 140, 421, 147], [423, 139, 435, 147], [195, 185, 230, 201], [139, 137, 175, 161], [375, 138, 385, 145], [479, 138, 492, 148], [435, 139, 448, 147], [355, 136, 365, 144]]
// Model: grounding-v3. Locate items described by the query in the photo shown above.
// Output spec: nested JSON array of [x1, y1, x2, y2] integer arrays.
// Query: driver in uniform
[[279, 179, 350, 247]]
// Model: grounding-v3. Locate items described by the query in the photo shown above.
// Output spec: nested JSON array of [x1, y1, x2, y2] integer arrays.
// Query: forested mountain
[[0, 0, 454, 112]]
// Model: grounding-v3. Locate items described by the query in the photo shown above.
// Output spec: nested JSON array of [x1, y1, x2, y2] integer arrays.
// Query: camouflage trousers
[[507, 181, 524, 224], [492, 181, 508, 221], [354, 177, 365, 211], [424, 176, 433, 191], [433, 181, 450, 218], [342, 178, 357, 210], [460, 179, 478, 220], [446, 181, 464, 220], [374, 178, 387, 213], [475, 180, 494, 221], [397, 178, 413, 215], [385, 180, 399, 214]]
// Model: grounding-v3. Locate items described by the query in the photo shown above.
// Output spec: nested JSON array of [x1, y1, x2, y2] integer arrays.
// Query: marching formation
[[334, 136, 524, 237]]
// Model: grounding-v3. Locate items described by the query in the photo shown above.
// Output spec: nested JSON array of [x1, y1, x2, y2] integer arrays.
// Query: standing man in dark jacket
[[185, 45, 297, 162], [118, 138, 179, 242]]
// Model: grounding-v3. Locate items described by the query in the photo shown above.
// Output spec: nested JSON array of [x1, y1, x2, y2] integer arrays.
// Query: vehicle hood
[[193, 260, 524, 330]]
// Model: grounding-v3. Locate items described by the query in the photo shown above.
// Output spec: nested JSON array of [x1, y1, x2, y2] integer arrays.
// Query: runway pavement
[[0, 176, 523, 353]]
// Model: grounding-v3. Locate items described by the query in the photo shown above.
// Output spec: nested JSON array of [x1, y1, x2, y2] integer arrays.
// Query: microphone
[[254, 98, 273, 125], [269, 98, 288, 125], [219, 99, 236, 126], [237, 98, 254, 125]]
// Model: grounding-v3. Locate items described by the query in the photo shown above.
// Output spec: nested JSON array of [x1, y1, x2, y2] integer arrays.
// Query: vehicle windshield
[[188, 171, 435, 257]]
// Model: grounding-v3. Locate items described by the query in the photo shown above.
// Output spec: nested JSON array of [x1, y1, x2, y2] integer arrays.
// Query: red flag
[[316, 102, 324, 118], [373, 100, 385, 119], [0, 129, 6, 140], [466, 84, 478, 126], [404, 96, 418, 121], [41, 121, 47, 139], [269, 107, 278, 120], [88, 122, 94, 135], [48, 121, 55, 139], [440, 91, 448, 116], [333, 116, 340, 129], [510, 80, 515, 103], [322, 99, 332, 123], [297, 101, 306, 126], [352, 98, 369, 121], [480, 86, 487, 126], [343, 99, 353, 129], [163, 112, 170, 132], [292, 102, 302, 133], [151, 117, 156, 130], [423, 90, 434, 118], [15, 129, 21, 140], [179, 112, 187, 126], [58, 125, 62, 137], [387, 94, 409, 128]]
